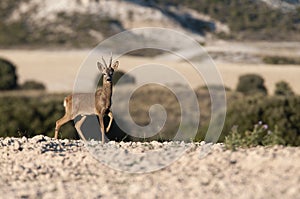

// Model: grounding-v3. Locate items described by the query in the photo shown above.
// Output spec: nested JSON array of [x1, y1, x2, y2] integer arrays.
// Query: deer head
[[97, 55, 119, 83]]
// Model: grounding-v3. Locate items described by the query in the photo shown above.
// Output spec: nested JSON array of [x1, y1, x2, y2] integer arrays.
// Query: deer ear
[[97, 61, 105, 72], [112, 61, 119, 70]]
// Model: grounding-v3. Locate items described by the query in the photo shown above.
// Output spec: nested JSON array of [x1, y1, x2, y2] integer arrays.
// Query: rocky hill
[[0, 0, 299, 48], [260, 0, 300, 11]]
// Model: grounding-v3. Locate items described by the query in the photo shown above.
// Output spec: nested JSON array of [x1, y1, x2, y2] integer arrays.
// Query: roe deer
[[54, 55, 119, 143]]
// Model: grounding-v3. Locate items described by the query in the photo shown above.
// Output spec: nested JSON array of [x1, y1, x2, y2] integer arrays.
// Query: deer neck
[[102, 81, 112, 98], [100, 80, 113, 109]]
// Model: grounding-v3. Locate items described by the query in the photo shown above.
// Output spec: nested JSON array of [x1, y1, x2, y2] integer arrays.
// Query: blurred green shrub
[[225, 123, 286, 150], [0, 94, 77, 139], [223, 95, 300, 146], [236, 74, 267, 95], [2, 0, 300, 48], [200, 84, 231, 91], [263, 56, 300, 65], [0, 58, 18, 90], [1, 80, 299, 147], [274, 81, 294, 96], [21, 80, 46, 90], [126, 49, 163, 57]]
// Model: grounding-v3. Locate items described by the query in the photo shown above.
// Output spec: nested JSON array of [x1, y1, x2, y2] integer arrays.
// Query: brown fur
[[54, 57, 119, 143]]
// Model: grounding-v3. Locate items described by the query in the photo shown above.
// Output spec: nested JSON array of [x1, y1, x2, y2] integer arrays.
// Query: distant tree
[[0, 58, 18, 90], [236, 74, 267, 95], [21, 80, 46, 90], [97, 70, 135, 87], [274, 81, 294, 96]]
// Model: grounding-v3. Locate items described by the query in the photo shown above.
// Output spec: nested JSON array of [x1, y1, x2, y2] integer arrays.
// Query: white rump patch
[[63, 99, 67, 107]]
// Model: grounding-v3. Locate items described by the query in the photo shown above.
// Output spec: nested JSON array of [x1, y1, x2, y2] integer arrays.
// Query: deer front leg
[[98, 113, 105, 144], [106, 111, 113, 132], [55, 114, 71, 139]]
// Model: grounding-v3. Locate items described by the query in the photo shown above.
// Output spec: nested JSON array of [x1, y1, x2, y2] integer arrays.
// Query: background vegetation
[[223, 94, 300, 146], [236, 74, 268, 96], [20, 80, 46, 90], [0, 0, 300, 48], [262, 56, 300, 65], [1, 76, 299, 147], [0, 93, 76, 139], [0, 58, 18, 90], [0, 57, 46, 90], [150, 0, 300, 41], [0, 1, 123, 48]]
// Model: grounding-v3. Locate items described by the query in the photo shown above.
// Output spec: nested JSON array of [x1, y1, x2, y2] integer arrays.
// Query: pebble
[[13, 140, 22, 151], [0, 136, 299, 199], [30, 135, 47, 143]]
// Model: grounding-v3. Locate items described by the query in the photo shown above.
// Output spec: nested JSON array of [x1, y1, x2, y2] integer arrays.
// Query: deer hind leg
[[75, 115, 87, 142], [55, 114, 71, 139], [106, 111, 113, 132]]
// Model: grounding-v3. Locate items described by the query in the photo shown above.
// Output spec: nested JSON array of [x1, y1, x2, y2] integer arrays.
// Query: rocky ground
[[0, 135, 299, 199]]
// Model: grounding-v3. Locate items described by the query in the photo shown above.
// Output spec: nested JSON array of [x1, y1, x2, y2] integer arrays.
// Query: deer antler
[[109, 52, 113, 67], [102, 56, 107, 68]]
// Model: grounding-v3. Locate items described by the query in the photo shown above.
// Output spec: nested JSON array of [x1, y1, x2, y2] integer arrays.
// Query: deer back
[[65, 92, 98, 119]]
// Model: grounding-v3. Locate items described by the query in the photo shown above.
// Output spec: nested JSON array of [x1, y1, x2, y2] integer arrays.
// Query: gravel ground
[[0, 135, 299, 199]]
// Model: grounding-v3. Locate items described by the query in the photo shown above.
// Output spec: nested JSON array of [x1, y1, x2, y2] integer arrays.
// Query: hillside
[[260, 0, 300, 11], [0, 0, 299, 48], [0, 0, 226, 48], [151, 0, 300, 41]]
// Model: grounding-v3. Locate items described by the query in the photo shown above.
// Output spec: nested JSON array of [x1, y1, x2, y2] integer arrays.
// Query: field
[[1, 41, 300, 94]]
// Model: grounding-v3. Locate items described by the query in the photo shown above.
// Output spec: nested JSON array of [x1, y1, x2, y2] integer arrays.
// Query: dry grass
[[0, 45, 300, 94]]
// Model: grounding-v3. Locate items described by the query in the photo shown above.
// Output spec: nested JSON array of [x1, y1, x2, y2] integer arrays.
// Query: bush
[[97, 70, 135, 87], [274, 81, 294, 96], [128, 84, 181, 141], [200, 84, 231, 91], [263, 56, 300, 65], [0, 58, 18, 90], [127, 49, 162, 57], [223, 95, 300, 146], [225, 123, 286, 150], [236, 74, 267, 95], [21, 80, 46, 90], [0, 94, 77, 139]]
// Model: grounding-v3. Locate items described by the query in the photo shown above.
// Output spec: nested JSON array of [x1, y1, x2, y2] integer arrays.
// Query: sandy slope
[[0, 136, 299, 199], [0, 46, 300, 94]]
